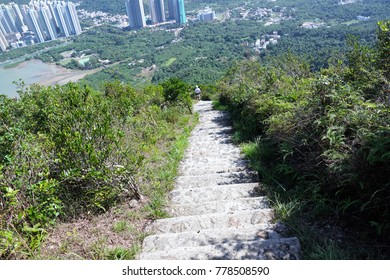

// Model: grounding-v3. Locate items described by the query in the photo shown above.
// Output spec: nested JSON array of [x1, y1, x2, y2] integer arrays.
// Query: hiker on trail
[[195, 85, 202, 101]]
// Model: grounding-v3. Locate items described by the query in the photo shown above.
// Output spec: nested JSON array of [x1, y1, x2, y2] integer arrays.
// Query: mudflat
[[0, 59, 100, 97]]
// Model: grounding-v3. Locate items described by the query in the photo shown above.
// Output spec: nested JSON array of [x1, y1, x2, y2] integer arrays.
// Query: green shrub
[[0, 77, 194, 259], [217, 22, 390, 258]]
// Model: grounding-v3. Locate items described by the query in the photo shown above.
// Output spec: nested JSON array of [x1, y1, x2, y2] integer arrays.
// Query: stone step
[[175, 171, 259, 189], [179, 166, 249, 176], [186, 139, 237, 145], [180, 159, 249, 167], [168, 197, 269, 216], [191, 129, 233, 137], [138, 237, 300, 260], [181, 155, 243, 167], [169, 183, 263, 204], [138, 101, 300, 261], [185, 144, 240, 152], [184, 150, 241, 159], [188, 133, 231, 140], [142, 224, 281, 252], [147, 209, 274, 235]]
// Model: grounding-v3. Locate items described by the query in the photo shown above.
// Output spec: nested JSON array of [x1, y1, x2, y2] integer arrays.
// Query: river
[[0, 59, 100, 98]]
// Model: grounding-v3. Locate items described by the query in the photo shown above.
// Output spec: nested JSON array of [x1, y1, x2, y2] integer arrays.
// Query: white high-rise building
[[0, 1, 82, 50], [0, 28, 9, 51], [22, 6, 45, 43], [1, 4, 18, 33], [0, 4, 16, 34], [52, 2, 69, 37], [65, 2, 82, 35], [0, 16, 8, 35], [38, 4, 57, 40], [198, 7, 216, 22], [11, 2, 28, 33]]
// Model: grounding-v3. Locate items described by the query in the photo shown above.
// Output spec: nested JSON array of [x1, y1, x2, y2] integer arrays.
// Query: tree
[[161, 78, 192, 113]]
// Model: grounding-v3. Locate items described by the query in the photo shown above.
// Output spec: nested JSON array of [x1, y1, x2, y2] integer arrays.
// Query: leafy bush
[[161, 77, 192, 113], [217, 21, 390, 257], [0, 78, 193, 259]]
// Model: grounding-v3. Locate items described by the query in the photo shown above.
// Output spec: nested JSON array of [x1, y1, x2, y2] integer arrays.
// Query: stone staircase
[[138, 101, 300, 260]]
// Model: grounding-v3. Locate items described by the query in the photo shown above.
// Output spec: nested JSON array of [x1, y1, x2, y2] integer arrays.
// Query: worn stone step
[[180, 157, 245, 167], [148, 209, 274, 234], [138, 101, 300, 261], [185, 140, 235, 147], [169, 183, 263, 205], [179, 165, 249, 176], [189, 134, 232, 143], [190, 130, 232, 138], [192, 124, 232, 131], [138, 237, 300, 260], [184, 150, 241, 159], [168, 197, 269, 216], [175, 171, 259, 189], [180, 159, 249, 167], [142, 224, 281, 252]]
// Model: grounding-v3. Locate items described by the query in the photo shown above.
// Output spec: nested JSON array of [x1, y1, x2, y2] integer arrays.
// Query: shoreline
[[15, 59, 102, 86], [0, 59, 102, 97]]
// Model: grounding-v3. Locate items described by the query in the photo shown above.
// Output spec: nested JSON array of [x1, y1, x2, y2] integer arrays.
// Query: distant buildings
[[357, 15, 370, 21], [149, 0, 165, 24], [0, 1, 82, 51], [176, 0, 187, 25], [126, 0, 187, 29], [198, 7, 216, 22], [253, 31, 281, 52], [125, 0, 146, 29], [0, 29, 9, 51]]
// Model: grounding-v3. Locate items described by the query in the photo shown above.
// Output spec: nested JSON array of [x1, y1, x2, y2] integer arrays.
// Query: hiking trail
[[138, 101, 300, 260]]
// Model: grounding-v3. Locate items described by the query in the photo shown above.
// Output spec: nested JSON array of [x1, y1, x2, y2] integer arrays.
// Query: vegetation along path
[[138, 101, 300, 260]]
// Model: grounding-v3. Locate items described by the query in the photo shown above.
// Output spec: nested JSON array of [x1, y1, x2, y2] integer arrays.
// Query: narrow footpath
[[138, 101, 300, 260]]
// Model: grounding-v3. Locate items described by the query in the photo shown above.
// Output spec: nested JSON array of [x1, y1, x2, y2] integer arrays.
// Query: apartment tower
[[168, 0, 186, 24], [149, 0, 165, 24], [125, 0, 146, 29]]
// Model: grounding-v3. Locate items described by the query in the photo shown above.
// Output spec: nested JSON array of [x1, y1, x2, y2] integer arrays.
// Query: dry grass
[[39, 199, 150, 260]]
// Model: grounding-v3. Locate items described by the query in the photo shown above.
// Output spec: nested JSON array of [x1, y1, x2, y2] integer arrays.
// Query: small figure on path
[[194, 85, 202, 101]]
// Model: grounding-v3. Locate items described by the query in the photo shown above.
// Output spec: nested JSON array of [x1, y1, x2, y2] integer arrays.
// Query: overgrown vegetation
[[216, 21, 390, 259], [0, 78, 194, 259]]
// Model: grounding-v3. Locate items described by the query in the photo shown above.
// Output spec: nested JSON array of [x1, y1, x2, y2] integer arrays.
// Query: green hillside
[[1, 0, 390, 260]]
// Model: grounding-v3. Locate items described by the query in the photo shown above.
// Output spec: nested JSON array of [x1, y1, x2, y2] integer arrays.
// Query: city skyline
[[126, 0, 187, 29], [0, 1, 82, 51]]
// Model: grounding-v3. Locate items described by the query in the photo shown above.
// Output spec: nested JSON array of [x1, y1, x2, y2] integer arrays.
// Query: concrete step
[[179, 165, 250, 176], [138, 237, 300, 260], [138, 101, 300, 261], [175, 171, 259, 189], [180, 155, 244, 162], [192, 125, 233, 131], [184, 151, 242, 159], [147, 209, 274, 235], [169, 197, 270, 216], [169, 183, 263, 205], [186, 144, 241, 154], [142, 224, 281, 252], [180, 158, 247, 168]]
